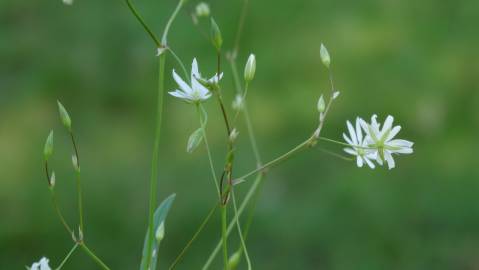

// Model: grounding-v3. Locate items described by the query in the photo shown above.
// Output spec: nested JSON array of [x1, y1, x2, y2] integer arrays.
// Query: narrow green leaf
[[187, 128, 204, 153], [139, 194, 176, 270]]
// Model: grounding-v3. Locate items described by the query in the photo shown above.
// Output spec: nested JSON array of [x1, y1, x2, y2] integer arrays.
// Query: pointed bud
[[232, 94, 244, 111], [156, 47, 167, 57], [62, 0, 73, 5], [43, 130, 54, 161], [78, 227, 84, 241], [195, 2, 210, 17], [317, 95, 326, 113], [155, 222, 165, 242], [320, 43, 331, 68], [229, 128, 239, 143], [210, 18, 223, 51], [49, 172, 56, 188], [57, 101, 72, 131], [244, 54, 256, 82], [72, 155, 80, 172], [332, 91, 340, 99], [227, 250, 242, 270]]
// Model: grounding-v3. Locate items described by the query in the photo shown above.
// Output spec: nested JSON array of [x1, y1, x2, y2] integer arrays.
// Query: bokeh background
[[1, 0, 479, 269]]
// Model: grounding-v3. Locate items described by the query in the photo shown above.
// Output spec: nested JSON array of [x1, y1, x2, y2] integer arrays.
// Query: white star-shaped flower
[[360, 115, 414, 169], [168, 58, 213, 104], [29, 257, 51, 270], [343, 118, 376, 169]]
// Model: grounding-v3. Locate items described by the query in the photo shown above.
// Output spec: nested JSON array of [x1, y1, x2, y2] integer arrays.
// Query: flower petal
[[343, 133, 353, 145], [346, 120, 358, 145], [355, 117, 363, 143], [384, 151, 395, 169], [386, 125, 401, 142], [356, 156, 364, 167], [173, 70, 191, 94]]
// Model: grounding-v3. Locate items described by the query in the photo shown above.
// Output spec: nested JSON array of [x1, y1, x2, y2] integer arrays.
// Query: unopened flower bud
[[63, 0, 73, 5], [317, 95, 326, 113], [229, 128, 239, 143], [195, 2, 210, 17], [332, 91, 340, 99], [44, 130, 54, 161], [244, 54, 256, 82], [155, 222, 165, 242], [227, 250, 242, 270], [57, 101, 72, 131], [72, 155, 80, 172], [232, 94, 244, 111], [320, 43, 331, 68], [210, 18, 223, 51], [49, 171, 56, 188]]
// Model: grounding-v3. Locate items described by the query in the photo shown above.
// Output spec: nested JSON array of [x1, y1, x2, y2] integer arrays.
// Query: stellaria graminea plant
[[33, 0, 414, 269]]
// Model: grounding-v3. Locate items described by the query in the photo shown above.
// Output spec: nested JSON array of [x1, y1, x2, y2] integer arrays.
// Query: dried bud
[[43, 130, 54, 161], [195, 2, 210, 17], [320, 43, 331, 68], [244, 54, 256, 82], [317, 95, 326, 113], [57, 101, 72, 131], [210, 18, 223, 51], [155, 222, 165, 242]]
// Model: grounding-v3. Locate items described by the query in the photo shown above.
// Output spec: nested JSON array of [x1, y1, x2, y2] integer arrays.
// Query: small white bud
[[210, 18, 223, 51], [320, 43, 331, 68], [156, 47, 167, 56], [317, 95, 326, 113], [155, 222, 165, 242], [78, 227, 84, 241], [332, 91, 340, 99], [72, 155, 80, 172], [244, 54, 256, 82], [195, 2, 210, 17], [232, 94, 244, 111], [43, 130, 54, 161], [229, 128, 239, 143], [50, 172, 56, 188], [62, 0, 73, 5]]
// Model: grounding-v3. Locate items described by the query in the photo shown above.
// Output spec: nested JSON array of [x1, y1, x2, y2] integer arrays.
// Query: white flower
[[195, 2, 210, 17], [29, 257, 51, 270], [232, 94, 244, 110], [343, 118, 376, 169], [360, 115, 414, 169], [169, 58, 213, 103]]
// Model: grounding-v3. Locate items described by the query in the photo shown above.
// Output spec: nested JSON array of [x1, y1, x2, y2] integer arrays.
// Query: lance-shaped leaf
[[139, 194, 176, 270]]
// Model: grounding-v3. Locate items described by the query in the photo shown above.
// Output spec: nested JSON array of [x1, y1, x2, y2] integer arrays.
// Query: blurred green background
[[1, 0, 479, 269]]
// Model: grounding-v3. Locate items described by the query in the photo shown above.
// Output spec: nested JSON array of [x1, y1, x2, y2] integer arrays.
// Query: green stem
[[232, 0, 249, 55], [168, 204, 218, 270], [49, 189, 73, 235], [202, 172, 264, 270], [167, 47, 189, 82], [317, 147, 353, 161], [125, 0, 161, 47], [233, 135, 315, 185], [75, 170, 84, 235], [81, 243, 111, 270], [318, 136, 374, 149], [197, 104, 221, 198], [161, 0, 184, 44], [221, 205, 228, 270], [144, 53, 166, 270], [56, 244, 79, 270], [231, 189, 252, 270]]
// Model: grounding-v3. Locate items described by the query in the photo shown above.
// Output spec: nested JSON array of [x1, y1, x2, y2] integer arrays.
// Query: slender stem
[[220, 205, 228, 270], [168, 204, 218, 270], [75, 170, 84, 235], [202, 173, 264, 270], [49, 189, 74, 235], [233, 0, 249, 55], [318, 136, 374, 149], [197, 104, 221, 198], [125, 0, 161, 47], [56, 244, 79, 270], [233, 135, 315, 185], [317, 147, 353, 161], [144, 53, 166, 270], [161, 0, 184, 44], [167, 47, 189, 82], [80, 244, 111, 270], [231, 189, 252, 270]]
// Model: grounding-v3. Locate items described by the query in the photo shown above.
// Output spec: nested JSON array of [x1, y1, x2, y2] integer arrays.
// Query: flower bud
[[62, 0, 73, 5], [72, 155, 80, 172], [155, 222, 165, 242], [57, 101, 72, 131], [317, 95, 325, 113], [227, 250, 242, 270], [332, 91, 340, 99], [244, 54, 256, 82], [320, 43, 331, 68], [232, 94, 244, 111], [49, 171, 56, 188], [229, 128, 239, 143], [44, 130, 54, 161], [210, 18, 223, 51], [195, 2, 210, 17]]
